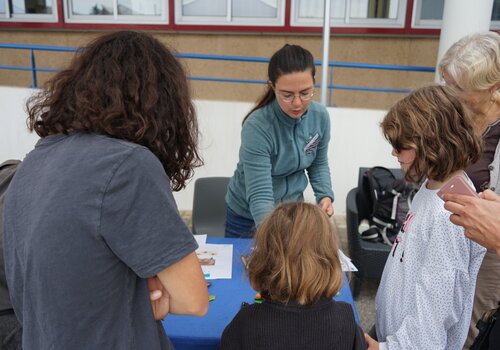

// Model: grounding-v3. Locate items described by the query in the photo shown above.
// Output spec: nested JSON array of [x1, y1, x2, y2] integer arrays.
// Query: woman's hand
[[148, 276, 170, 320], [443, 189, 500, 255], [364, 333, 380, 350], [319, 197, 334, 216]]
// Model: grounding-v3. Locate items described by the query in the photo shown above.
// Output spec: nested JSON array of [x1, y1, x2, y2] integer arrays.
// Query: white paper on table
[[193, 234, 207, 246], [196, 243, 233, 279], [338, 249, 358, 272]]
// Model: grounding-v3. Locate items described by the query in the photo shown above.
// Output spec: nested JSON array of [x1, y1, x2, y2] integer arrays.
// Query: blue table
[[163, 238, 359, 350]]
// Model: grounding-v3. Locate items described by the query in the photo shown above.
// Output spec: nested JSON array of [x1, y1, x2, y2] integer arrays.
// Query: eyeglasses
[[276, 89, 315, 103], [389, 140, 413, 154], [388, 139, 403, 154]]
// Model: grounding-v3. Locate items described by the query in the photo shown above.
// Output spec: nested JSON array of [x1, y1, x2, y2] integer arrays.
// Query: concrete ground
[[180, 211, 378, 332], [333, 216, 378, 332]]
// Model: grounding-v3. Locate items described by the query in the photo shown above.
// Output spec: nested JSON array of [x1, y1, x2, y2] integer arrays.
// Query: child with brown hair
[[365, 85, 487, 350], [219, 202, 366, 350]]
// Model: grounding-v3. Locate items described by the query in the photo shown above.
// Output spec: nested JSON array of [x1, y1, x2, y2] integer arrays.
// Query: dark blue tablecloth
[[163, 238, 359, 350]]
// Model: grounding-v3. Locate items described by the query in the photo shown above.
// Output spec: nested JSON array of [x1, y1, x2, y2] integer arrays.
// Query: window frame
[[411, 0, 500, 29], [0, 0, 58, 23], [290, 0, 407, 28], [64, 0, 169, 24], [174, 0, 285, 27], [411, 0, 443, 29]]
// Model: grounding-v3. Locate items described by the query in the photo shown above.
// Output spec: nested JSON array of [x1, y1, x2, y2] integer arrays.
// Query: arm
[[156, 252, 208, 316], [100, 148, 207, 317], [443, 190, 500, 255], [364, 333, 379, 350], [306, 108, 334, 209], [240, 121, 275, 225]]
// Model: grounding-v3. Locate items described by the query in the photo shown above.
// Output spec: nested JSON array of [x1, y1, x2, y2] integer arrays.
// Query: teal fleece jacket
[[226, 99, 334, 225]]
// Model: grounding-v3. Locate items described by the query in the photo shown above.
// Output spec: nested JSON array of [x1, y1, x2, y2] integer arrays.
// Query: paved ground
[[180, 211, 378, 332], [333, 215, 378, 332]]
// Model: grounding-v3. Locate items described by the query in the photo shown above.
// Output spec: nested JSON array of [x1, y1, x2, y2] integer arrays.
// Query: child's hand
[[364, 333, 379, 350]]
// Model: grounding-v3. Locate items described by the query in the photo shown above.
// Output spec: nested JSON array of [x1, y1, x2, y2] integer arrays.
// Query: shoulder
[[411, 187, 485, 259], [308, 101, 329, 118], [66, 133, 156, 166], [227, 303, 266, 327], [308, 101, 329, 114], [327, 300, 356, 319], [71, 134, 169, 195], [87, 134, 163, 176], [241, 106, 276, 141], [244, 104, 275, 128], [305, 102, 330, 126], [413, 189, 464, 238]]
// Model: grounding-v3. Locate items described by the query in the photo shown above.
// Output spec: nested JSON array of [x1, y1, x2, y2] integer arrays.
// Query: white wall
[[0, 86, 399, 214], [0, 87, 40, 162]]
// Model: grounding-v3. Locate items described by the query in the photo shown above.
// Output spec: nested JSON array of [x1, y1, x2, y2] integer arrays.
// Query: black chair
[[191, 177, 230, 237], [346, 167, 403, 299]]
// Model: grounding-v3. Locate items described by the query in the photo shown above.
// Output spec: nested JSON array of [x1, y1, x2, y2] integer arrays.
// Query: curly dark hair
[[26, 30, 202, 191]]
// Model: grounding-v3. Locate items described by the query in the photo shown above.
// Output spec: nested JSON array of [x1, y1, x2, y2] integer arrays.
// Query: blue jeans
[[225, 205, 256, 238]]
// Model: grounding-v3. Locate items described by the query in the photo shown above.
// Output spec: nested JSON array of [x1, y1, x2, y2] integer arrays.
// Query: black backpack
[[360, 166, 417, 245]]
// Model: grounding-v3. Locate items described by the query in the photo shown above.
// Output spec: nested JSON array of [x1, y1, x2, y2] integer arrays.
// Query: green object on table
[[209, 295, 216, 302]]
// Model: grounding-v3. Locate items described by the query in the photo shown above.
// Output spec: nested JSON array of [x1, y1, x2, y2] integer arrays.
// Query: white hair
[[438, 31, 500, 91]]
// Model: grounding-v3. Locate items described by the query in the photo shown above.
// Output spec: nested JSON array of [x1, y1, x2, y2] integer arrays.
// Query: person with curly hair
[[3, 31, 208, 349], [364, 85, 486, 350]]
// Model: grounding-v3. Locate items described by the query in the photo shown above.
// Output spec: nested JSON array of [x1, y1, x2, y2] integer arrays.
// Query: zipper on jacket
[[281, 124, 301, 203], [293, 124, 301, 171]]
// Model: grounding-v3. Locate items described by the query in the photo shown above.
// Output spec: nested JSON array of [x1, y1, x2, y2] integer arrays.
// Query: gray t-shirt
[[3, 133, 198, 349]]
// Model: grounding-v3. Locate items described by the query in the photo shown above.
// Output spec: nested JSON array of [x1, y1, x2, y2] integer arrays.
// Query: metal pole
[[30, 49, 37, 88], [320, 0, 331, 106]]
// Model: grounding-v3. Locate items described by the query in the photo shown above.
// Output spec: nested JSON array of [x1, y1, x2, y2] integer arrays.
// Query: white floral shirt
[[375, 180, 486, 350]]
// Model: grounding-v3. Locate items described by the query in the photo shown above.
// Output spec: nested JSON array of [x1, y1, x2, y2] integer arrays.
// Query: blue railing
[[0, 43, 436, 106]]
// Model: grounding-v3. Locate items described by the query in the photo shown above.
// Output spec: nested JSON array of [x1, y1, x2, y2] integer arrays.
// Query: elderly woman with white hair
[[438, 31, 500, 348]]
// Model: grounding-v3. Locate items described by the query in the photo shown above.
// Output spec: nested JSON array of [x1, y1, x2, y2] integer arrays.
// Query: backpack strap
[[0, 160, 21, 195], [0, 159, 21, 313]]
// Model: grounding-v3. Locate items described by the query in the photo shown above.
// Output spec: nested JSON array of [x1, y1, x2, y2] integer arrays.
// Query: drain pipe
[[320, 0, 331, 106]]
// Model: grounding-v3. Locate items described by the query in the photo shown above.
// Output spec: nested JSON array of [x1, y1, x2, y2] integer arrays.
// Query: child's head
[[247, 202, 343, 305], [381, 85, 483, 184]]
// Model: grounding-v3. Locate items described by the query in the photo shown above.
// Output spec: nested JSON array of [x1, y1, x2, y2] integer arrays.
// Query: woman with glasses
[[438, 31, 500, 349], [224, 44, 334, 238]]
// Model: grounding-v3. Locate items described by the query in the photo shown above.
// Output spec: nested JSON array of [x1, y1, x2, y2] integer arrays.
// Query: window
[[494, 1, 500, 28], [175, 0, 285, 26], [65, 0, 168, 24], [291, 0, 406, 28], [412, 0, 500, 29], [0, 0, 57, 22]]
